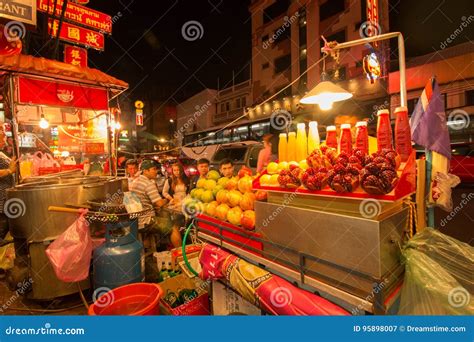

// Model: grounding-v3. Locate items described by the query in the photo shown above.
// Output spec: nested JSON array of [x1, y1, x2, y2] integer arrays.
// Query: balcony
[[218, 80, 252, 98], [213, 108, 244, 124]]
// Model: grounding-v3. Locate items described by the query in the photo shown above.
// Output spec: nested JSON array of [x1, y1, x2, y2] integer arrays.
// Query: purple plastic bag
[[45, 211, 92, 282]]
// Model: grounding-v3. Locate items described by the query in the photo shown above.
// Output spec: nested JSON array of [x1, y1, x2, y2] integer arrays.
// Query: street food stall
[[0, 53, 128, 179], [1, 53, 129, 300]]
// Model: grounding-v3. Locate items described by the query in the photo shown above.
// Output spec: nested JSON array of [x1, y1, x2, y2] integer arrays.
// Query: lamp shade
[[300, 81, 353, 109]]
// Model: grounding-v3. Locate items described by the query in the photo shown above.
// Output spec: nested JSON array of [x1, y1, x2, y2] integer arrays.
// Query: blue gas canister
[[93, 219, 144, 290]]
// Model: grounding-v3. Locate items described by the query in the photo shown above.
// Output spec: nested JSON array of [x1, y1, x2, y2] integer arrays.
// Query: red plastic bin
[[88, 283, 163, 316]]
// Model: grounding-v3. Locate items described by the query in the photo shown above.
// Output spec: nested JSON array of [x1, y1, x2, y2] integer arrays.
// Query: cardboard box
[[159, 274, 210, 316], [211, 281, 262, 316]]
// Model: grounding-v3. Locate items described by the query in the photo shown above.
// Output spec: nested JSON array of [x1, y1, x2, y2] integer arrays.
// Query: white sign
[[0, 0, 36, 26]]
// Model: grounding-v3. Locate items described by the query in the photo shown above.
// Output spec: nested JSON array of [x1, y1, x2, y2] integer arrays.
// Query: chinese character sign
[[64, 45, 87, 67], [48, 19, 104, 50]]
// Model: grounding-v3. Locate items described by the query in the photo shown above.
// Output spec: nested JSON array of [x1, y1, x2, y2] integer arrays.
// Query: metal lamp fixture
[[299, 72, 353, 110]]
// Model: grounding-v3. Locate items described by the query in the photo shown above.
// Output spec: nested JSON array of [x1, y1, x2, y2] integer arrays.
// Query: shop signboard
[[38, 0, 111, 34], [17, 76, 108, 111], [85, 142, 105, 154], [48, 19, 104, 50], [64, 44, 87, 67], [0, 0, 36, 26]]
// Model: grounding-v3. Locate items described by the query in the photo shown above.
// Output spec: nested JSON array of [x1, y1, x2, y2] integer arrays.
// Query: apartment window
[[241, 97, 246, 107], [226, 102, 230, 111], [274, 54, 291, 74], [220, 103, 225, 112], [320, 0, 345, 21], [262, 62, 270, 69], [263, 0, 290, 24], [236, 98, 241, 108], [320, 30, 346, 48], [298, 7, 307, 46], [273, 27, 291, 44], [466, 90, 474, 106]]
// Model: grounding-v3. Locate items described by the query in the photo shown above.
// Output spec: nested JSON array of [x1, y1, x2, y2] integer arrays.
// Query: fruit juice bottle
[[287, 132, 297, 162], [355, 121, 369, 154], [325, 125, 337, 149], [339, 123, 353, 155], [307, 121, 320, 154], [394, 106, 412, 162], [376, 109, 393, 151], [278, 133, 288, 162], [296, 123, 307, 162]]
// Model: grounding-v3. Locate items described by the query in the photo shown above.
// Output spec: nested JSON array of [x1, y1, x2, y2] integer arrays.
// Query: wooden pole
[[425, 150, 435, 227], [416, 158, 426, 231]]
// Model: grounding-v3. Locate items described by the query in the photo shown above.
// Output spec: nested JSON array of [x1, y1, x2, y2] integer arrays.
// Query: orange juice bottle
[[296, 123, 307, 162], [278, 133, 288, 162], [287, 132, 297, 162], [307, 121, 320, 154]]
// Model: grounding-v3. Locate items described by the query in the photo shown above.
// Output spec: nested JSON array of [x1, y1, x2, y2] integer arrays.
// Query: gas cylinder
[[93, 219, 144, 290]]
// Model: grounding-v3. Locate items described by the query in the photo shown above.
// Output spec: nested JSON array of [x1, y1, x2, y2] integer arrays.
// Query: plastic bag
[[399, 228, 473, 315], [123, 191, 143, 213], [0, 233, 15, 270], [45, 211, 92, 282], [431, 172, 460, 212]]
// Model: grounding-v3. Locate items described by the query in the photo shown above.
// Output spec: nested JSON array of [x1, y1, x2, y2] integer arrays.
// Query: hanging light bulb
[[39, 114, 49, 129], [300, 72, 352, 110]]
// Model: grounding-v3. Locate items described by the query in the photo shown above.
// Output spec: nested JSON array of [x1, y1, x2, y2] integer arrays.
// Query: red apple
[[241, 210, 256, 230], [255, 190, 267, 201]]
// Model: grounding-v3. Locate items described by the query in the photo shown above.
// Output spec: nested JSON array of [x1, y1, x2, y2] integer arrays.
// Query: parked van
[[210, 141, 264, 173]]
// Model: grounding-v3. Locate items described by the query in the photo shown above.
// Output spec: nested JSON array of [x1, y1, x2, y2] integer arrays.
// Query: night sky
[[88, 0, 252, 103], [87, 0, 474, 104]]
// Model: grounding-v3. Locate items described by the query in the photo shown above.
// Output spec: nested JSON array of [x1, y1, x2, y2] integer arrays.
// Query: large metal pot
[[7, 176, 128, 241]]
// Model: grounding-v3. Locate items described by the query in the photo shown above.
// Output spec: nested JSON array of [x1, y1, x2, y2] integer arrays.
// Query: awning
[[0, 54, 128, 90]]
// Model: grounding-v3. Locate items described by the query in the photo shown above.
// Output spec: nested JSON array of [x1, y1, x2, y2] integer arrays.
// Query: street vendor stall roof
[[0, 54, 128, 90]]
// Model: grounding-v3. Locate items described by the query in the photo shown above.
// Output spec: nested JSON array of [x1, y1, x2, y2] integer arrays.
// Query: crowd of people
[[124, 157, 236, 252]]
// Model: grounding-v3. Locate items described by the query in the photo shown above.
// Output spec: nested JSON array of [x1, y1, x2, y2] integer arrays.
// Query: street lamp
[[169, 119, 174, 123]]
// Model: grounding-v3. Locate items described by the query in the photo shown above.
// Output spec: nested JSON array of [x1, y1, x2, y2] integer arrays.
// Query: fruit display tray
[[252, 150, 416, 202], [195, 214, 263, 256]]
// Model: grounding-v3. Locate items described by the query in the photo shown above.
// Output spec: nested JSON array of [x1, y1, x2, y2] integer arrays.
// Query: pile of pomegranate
[[276, 146, 400, 195]]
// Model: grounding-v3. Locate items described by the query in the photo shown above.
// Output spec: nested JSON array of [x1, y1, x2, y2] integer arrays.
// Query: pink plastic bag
[[45, 211, 92, 282]]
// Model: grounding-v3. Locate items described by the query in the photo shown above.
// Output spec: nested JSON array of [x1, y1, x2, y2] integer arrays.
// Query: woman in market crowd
[[162, 163, 190, 208], [219, 158, 235, 178], [257, 133, 274, 173], [0, 123, 16, 242], [190, 158, 210, 190]]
